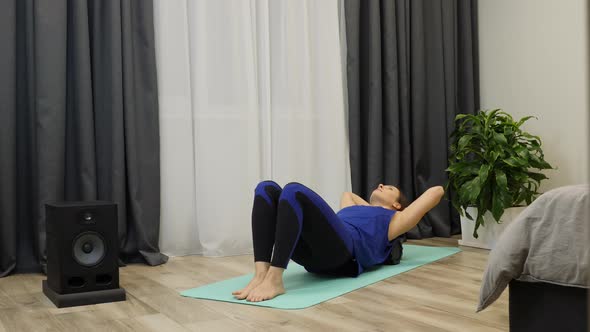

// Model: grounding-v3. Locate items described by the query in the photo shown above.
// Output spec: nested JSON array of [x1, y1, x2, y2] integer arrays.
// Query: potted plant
[[446, 109, 553, 249]]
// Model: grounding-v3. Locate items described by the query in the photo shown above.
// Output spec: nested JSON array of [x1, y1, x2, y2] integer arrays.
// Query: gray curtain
[[344, 0, 480, 238], [0, 0, 167, 277]]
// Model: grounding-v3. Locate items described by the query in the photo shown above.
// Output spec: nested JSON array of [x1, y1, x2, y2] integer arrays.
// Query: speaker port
[[96, 274, 113, 285], [67, 277, 86, 288]]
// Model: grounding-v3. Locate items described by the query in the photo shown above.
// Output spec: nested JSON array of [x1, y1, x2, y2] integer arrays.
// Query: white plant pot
[[458, 206, 526, 250]]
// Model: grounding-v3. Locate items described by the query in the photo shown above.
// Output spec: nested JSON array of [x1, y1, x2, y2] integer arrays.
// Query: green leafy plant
[[446, 109, 553, 238]]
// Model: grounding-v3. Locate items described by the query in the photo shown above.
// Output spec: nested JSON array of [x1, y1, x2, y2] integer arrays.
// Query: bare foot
[[232, 262, 270, 300], [246, 266, 285, 302]]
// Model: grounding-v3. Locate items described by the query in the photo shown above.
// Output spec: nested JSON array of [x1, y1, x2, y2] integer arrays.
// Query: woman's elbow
[[430, 186, 444, 200], [435, 186, 444, 195]]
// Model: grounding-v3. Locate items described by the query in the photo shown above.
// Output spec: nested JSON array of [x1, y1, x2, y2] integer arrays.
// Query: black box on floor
[[509, 280, 588, 332], [42, 201, 126, 308]]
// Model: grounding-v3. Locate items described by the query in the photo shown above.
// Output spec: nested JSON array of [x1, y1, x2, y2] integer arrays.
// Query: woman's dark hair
[[397, 188, 410, 211]]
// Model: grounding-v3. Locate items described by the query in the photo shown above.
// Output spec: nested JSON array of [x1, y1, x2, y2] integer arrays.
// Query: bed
[[477, 184, 589, 332]]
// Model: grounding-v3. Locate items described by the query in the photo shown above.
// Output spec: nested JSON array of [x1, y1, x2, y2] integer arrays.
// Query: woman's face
[[369, 184, 401, 210]]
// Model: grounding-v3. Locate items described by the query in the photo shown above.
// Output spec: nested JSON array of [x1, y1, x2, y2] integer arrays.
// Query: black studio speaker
[[42, 201, 126, 308]]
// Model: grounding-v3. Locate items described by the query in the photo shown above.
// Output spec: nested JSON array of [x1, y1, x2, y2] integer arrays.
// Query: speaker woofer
[[72, 232, 106, 267]]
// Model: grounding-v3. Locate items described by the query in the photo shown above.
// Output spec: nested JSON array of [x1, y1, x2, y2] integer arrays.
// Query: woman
[[232, 181, 445, 302]]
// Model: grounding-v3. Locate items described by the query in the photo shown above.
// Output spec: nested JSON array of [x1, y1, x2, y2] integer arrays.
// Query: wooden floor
[[0, 237, 508, 331]]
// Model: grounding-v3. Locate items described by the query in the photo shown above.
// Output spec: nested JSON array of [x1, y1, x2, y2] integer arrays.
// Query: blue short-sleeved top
[[337, 205, 396, 275]]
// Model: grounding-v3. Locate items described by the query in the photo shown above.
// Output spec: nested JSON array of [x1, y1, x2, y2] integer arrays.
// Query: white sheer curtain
[[154, 0, 350, 257]]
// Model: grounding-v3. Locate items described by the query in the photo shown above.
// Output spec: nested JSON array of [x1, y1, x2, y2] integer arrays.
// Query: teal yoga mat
[[180, 245, 460, 309]]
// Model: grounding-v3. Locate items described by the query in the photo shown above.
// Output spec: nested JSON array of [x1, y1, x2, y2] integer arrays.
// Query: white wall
[[479, 0, 589, 191]]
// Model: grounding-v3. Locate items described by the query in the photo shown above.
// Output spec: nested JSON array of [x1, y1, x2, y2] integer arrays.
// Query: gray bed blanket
[[477, 184, 589, 312]]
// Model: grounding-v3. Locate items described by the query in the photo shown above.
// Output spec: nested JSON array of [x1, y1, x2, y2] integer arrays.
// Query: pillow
[[477, 184, 590, 312]]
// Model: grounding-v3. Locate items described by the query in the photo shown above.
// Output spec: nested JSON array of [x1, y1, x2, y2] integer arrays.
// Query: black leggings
[[251, 181, 358, 277]]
